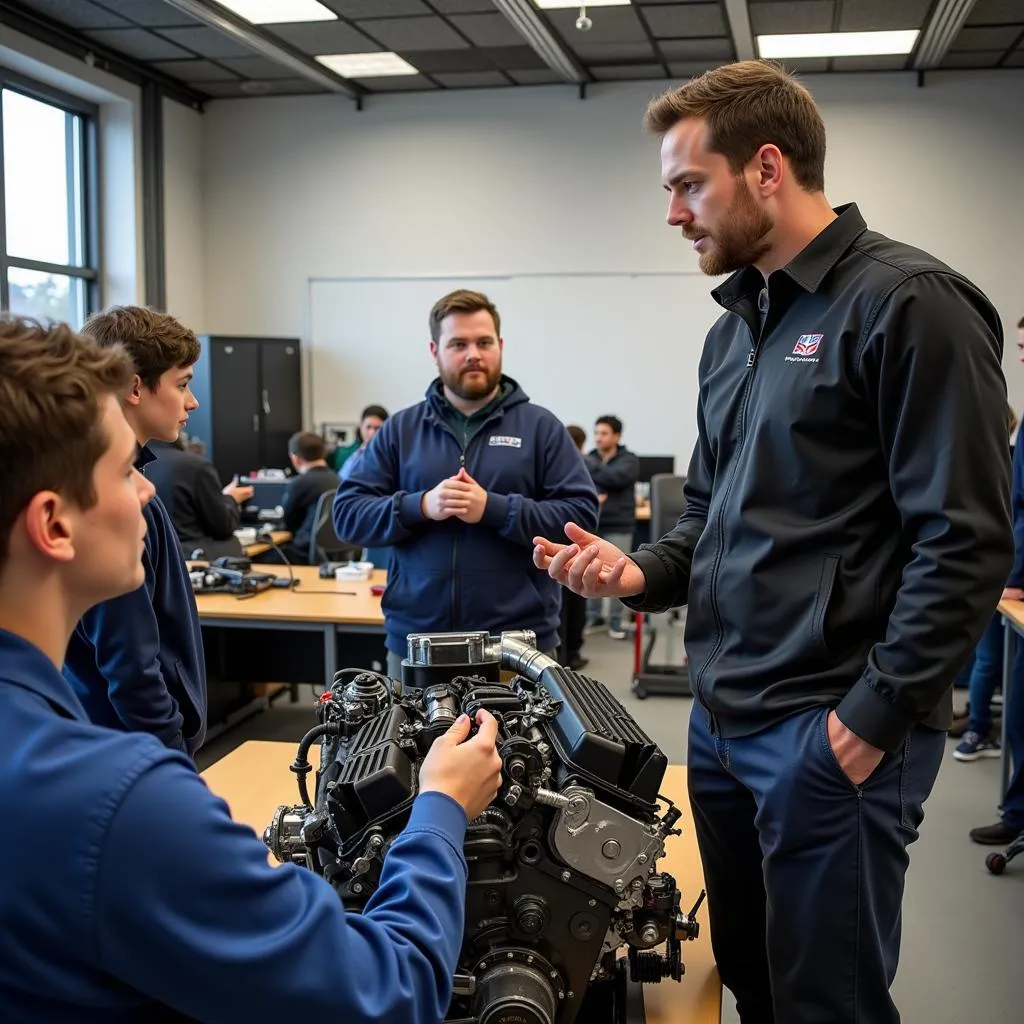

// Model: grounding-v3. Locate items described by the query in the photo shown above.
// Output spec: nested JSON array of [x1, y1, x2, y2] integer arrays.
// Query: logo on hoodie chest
[[489, 435, 522, 448]]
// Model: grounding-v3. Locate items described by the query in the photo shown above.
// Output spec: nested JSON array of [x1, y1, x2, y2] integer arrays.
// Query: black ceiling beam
[[0, 0, 208, 109]]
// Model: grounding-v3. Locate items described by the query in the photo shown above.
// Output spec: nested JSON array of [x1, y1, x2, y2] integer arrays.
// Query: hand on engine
[[419, 709, 503, 820], [533, 522, 646, 600]]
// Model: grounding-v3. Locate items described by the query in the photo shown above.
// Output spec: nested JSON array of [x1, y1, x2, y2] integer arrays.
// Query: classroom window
[[0, 76, 99, 328]]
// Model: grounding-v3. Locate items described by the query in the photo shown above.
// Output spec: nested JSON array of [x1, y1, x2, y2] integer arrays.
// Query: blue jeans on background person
[[687, 703, 944, 1023], [966, 613, 1003, 735]]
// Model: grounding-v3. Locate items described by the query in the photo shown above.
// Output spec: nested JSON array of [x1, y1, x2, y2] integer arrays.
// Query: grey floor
[[198, 626, 1024, 1022]]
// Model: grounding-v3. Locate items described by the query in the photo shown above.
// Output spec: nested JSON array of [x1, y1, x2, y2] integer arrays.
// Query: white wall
[[0, 23, 143, 309], [163, 98, 205, 330], [197, 71, 1024, 459]]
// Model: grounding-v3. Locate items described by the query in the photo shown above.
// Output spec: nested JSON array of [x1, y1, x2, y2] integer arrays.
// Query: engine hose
[[291, 722, 342, 808], [495, 635, 559, 681]]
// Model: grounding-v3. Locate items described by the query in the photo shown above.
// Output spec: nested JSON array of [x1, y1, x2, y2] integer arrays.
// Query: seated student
[[274, 431, 343, 564], [339, 404, 389, 481], [0, 315, 503, 1022], [145, 436, 255, 560], [63, 305, 207, 758]]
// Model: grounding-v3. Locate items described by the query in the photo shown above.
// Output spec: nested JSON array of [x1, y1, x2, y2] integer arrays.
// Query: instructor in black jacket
[[534, 62, 1012, 1024], [146, 438, 253, 560]]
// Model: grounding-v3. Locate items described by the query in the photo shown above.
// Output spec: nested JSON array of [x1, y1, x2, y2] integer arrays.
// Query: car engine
[[264, 630, 703, 1024]]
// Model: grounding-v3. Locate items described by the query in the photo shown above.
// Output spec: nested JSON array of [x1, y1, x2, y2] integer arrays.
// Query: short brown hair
[[288, 431, 326, 462], [428, 289, 501, 343], [82, 305, 200, 391], [566, 424, 586, 450], [643, 60, 827, 193], [0, 317, 134, 566]]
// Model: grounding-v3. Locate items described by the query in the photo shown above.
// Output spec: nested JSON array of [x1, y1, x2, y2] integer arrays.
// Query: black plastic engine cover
[[538, 666, 667, 804], [328, 706, 415, 830]]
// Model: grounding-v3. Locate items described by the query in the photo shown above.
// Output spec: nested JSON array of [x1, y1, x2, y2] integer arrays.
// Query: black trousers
[[687, 704, 944, 1023], [559, 588, 586, 662]]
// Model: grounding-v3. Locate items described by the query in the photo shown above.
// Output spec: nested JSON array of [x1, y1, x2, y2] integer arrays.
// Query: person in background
[[330, 405, 389, 479], [0, 314, 504, 1021], [584, 415, 640, 639], [334, 289, 599, 679], [533, 62, 1010, 1023], [63, 305, 207, 759], [560, 424, 589, 670], [970, 315, 1024, 846], [145, 436, 254, 561], [274, 431, 343, 565]]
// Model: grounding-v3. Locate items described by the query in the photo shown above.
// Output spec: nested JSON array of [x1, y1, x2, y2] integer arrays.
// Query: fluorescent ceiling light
[[757, 30, 919, 58], [534, 1, 631, 8], [213, 0, 336, 24], [316, 52, 419, 78]]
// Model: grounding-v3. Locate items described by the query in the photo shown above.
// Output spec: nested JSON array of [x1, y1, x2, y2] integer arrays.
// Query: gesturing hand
[[419, 710, 503, 820], [533, 522, 645, 600]]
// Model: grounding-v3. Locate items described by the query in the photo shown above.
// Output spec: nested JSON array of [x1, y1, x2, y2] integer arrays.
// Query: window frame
[[0, 67, 100, 321]]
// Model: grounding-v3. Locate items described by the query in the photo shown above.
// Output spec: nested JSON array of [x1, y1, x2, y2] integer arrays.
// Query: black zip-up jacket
[[626, 204, 1012, 752], [585, 445, 640, 532]]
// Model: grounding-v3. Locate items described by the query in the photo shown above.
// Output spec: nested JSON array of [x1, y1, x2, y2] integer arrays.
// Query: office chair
[[309, 490, 360, 565], [632, 473, 691, 699]]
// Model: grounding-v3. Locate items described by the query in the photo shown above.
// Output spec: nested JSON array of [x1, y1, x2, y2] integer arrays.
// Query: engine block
[[264, 630, 702, 1024]]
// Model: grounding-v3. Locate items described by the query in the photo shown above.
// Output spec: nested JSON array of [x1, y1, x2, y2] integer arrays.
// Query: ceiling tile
[[321, 0, 430, 15], [482, 46, 548, 69], [950, 25, 1022, 49], [434, 70, 510, 87], [215, 56, 299, 80], [668, 60, 721, 78], [431, 0, 497, 11], [592, 63, 666, 80], [837, 0, 932, 31], [357, 16, 469, 50], [750, 2, 835, 35], [546, 6, 649, 43], [1003, 48, 1024, 65], [150, 58, 240, 81], [777, 57, 831, 72], [84, 27, 195, 60], [506, 68, 564, 84], [941, 49, 1006, 66], [94, 0, 202, 27], [156, 27, 256, 58], [642, 3, 727, 36], [196, 78, 324, 98], [831, 53, 910, 70], [264, 20, 378, 54], [448, 13, 526, 47], [658, 37, 733, 59], [966, 0, 1024, 24], [407, 48, 495, 72], [357, 74, 438, 90], [12, 0, 129, 29], [569, 41, 656, 61]]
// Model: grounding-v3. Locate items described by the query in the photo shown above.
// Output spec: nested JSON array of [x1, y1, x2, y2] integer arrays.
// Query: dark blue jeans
[[966, 614, 1003, 735], [688, 705, 944, 1023], [1002, 627, 1024, 830]]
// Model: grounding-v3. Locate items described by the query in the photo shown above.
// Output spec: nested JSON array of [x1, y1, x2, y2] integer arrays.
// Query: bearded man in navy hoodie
[[334, 288, 599, 677]]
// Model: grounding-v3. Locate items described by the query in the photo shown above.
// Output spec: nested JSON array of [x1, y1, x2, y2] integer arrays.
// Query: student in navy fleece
[[63, 306, 207, 758], [0, 315, 503, 1022], [334, 289, 599, 675]]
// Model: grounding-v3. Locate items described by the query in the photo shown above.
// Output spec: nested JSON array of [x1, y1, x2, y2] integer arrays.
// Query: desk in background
[[997, 598, 1024, 799], [200, 741, 721, 1024], [238, 529, 292, 558]]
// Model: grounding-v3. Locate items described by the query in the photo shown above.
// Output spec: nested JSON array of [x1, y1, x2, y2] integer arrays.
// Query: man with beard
[[334, 288, 598, 678], [532, 61, 1011, 1022]]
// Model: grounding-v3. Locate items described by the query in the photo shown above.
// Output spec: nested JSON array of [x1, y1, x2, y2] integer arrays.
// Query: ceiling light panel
[[213, 0, 337, 24], [316, 52, 419, 77], [757, 30, 920, 58]]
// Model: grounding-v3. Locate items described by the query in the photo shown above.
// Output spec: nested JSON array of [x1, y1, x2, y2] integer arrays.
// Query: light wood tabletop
[[243, 529, 292, 558], [201, 740, 721, 1024], [997, 598, 1024, 631], [192, 564, 385, 626]]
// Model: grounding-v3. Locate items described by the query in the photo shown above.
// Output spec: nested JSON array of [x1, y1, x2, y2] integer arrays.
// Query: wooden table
[[201, 741, 721, 1024], [193, 564, 385, 696], [242, 529, 292, 558], [996, 598, 1024, 799], [636, 501, 651, 522]]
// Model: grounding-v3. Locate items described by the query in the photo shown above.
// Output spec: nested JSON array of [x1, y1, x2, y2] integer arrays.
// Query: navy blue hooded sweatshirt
[[334, 378, 599, 655], [63, 445, 207, 758]]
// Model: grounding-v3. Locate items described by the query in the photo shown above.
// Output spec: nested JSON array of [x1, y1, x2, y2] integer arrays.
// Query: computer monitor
[[637, 455, 676, 483], [239, 479, 289, 524]]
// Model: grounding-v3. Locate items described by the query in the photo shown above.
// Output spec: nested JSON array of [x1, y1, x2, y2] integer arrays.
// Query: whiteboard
[[307, 271, 724, 470]]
